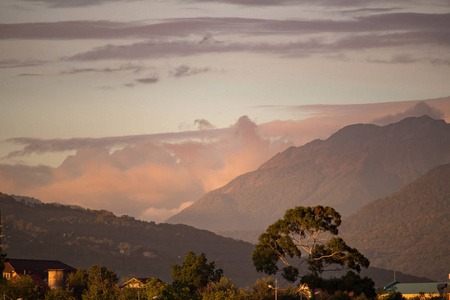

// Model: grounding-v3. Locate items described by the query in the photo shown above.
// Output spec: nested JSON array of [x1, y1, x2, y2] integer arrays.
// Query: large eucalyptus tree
[[252, 205, 370, 282]]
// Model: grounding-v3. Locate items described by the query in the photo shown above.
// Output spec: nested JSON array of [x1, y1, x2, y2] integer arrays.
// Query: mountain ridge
[[340, 162, 450, 281], [167, 116, 450, 231]]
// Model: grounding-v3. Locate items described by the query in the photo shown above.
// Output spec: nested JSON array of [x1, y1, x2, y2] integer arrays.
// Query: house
[[120, 277, 155, 289], [3, 258, 76, 289], [393, 282, 450, 299]]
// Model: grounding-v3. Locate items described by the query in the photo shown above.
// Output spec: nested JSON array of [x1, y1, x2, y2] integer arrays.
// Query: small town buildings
[[392, 282, 450, 299], [2, 258, 76, 289], [120, 277, 154, 289]]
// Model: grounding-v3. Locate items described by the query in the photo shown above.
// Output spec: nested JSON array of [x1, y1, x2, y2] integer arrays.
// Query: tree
[[5, 274, 47, 300], [301, 271, 376, 299], [252, 206, 370, 282], [199, 277, 245, 300], [171, 251, 223, 293], [45, 287, 76, 300], [251, 277, 275, 300], [66, 268, 89, 299], [82, 265, 119, 300]]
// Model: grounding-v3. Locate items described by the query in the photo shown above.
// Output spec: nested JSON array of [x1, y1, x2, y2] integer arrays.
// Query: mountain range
[[167, 116, 450, 233], [340, 162, 450, 281], [2, 115, 448, 285]]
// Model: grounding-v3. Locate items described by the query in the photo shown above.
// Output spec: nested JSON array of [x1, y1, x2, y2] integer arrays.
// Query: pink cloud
[[1, 98, 449, 222]]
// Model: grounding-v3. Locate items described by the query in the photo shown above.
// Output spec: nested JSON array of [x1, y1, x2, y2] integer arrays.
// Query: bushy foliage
[[3, 274, 47, 300]]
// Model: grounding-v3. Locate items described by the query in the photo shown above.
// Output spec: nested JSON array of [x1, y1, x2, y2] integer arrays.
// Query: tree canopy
[[171, 251, 223, 293], [252, 205, 370, 282]]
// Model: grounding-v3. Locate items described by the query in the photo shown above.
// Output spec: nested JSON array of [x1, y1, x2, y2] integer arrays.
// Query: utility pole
[[268, 278, 278, 300]]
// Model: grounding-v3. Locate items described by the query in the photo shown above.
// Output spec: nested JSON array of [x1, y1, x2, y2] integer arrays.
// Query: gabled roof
[[120, 277, 159, 288]]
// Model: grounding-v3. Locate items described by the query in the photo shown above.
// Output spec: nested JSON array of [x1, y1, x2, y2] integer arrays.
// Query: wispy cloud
[[0, 59, 47, 68], [19, 0, 140, 8], [65, 29, 450, 62], [60, 63, 144, 74], [187, 0, 449, 8], [169, 65, 213, 78], [135, 76, 159, 84]]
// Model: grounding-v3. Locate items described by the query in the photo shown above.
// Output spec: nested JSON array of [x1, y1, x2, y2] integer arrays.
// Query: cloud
[[184, 0, 405, 7], [0, 59, 47, 68], [5, 128, 229, 158], [19, 0, 139, 8], [194, 119, 215, 130], [2, 99, 449, 222], [64, 21, 450, 62], [15, 0, 449, 9], [4, 13, 449, 40], [0, 164, 53, 192], [372, 102, 445, 125], [60, 63, 144, 74], [17, 73, 42, 76], [135, 76, 159, 84], [169, 65, 213, 78], [1, 117, 290, 222], [140, 201, 194, 223]]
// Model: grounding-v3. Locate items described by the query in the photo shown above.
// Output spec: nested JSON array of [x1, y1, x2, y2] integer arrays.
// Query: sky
[[1, 0, 450, 222]]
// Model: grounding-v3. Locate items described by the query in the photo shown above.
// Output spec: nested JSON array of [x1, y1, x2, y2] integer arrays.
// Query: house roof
[[4, 258, 76, 279], [395, 282, 450, 295], [120, 277, 159, 288]]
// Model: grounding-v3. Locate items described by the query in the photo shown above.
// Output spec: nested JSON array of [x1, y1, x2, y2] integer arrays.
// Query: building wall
[[48, 269, 66, 289]]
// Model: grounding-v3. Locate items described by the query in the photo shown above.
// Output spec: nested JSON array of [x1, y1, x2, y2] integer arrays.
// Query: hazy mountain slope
[[168, 116, 450, 231], [0, 193, 260, 287], [340, 163, 450, 281]]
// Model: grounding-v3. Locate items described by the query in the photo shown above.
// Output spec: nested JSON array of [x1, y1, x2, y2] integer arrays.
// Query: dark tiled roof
[[5, 258, 76, 279]]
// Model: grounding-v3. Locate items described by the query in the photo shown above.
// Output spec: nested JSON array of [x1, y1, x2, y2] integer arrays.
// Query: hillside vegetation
[[0, 193, 260, 286], [340, 163, 450, 281], [168, 116, 450, 232]]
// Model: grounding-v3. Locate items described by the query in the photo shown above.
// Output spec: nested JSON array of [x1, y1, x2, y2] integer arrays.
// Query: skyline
[[1, 0, 450, 222]]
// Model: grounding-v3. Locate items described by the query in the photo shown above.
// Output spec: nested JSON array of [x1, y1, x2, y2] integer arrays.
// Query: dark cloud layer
[[20, 0, 443, 8], [2, 13, 449, 40]]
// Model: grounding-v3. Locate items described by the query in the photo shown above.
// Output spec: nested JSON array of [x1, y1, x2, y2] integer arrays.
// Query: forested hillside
[[168, 116, 450, 232], [340, 163, 450, 281], [0, 193, 436, 288], [0, 193, 260, 286]]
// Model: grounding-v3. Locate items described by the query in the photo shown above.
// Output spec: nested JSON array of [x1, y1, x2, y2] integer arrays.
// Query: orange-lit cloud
[[1, 98, 448, 222]]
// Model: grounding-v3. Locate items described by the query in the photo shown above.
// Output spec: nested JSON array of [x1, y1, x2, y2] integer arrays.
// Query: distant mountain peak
[[167, 116, 450, 232]]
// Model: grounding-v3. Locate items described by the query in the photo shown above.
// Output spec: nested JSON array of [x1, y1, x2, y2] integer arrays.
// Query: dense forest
[[340, 163, 450, 281]]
